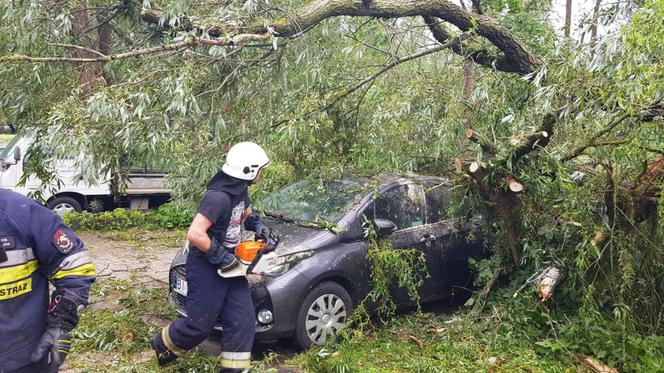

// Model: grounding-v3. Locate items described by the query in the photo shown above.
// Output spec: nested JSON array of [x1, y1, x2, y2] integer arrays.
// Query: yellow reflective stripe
[[0, 278, 32, 300], [52, 263, 96, 279], [162, 324, 186, 355], [220, 358, 251, 369], [0, 260, 38, 284]]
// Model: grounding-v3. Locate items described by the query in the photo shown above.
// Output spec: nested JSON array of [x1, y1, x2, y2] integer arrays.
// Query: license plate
[[173, 275, 188, 296]]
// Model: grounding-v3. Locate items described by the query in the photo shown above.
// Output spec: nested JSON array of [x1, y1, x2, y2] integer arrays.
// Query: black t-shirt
[[197, 189, 250, 248]]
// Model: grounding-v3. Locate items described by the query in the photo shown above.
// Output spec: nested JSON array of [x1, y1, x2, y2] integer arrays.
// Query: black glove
[[31, 290, 86, 373], [31, 329, 72, 373], [206, 238, 240, 271], [244, 212, 269, 240]]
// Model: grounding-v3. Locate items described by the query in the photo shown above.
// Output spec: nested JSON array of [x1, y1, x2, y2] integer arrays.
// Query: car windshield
[[256, 178, 367, 223], [0, 134, 22, 161]]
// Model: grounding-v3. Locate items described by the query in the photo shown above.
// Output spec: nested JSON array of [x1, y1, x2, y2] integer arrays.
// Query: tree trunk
[[590, 0, 601, 55], [564, 0, 572, 38], [97, 14, 113, 86], [71, 2, 100, 96]]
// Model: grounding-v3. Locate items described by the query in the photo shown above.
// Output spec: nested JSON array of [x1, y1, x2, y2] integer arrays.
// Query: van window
[[0, 134, 22, 161]]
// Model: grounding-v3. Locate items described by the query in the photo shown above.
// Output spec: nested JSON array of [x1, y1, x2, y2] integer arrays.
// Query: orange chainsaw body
[[235, 240, 267, 264]]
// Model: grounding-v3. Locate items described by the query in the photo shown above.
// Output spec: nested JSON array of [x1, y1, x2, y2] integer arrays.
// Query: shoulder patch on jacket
[[52, 229, 74, 254]]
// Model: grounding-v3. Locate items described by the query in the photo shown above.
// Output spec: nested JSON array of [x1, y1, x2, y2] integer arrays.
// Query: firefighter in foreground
[[0, 189, 96, 373], [151, 142, 271, 372]]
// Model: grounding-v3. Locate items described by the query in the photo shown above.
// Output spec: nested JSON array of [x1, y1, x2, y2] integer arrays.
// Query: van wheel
[[47, 196, 82, 215], [294, 282, 353, 350]]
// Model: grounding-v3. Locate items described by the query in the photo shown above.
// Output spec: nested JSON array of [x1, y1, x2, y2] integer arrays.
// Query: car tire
[[47, 196, 83, 215], [294, 281, 353, 350]]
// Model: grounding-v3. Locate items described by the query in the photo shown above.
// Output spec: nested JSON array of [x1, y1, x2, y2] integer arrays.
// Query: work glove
[[206, 238, 240, 272], [244, 212, 270, 240], [31, 329, 72, 373], [31, 290, 86, 373]]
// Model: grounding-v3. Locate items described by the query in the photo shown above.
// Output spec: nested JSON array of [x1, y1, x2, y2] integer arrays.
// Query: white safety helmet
[[222, 142, 270, 181]]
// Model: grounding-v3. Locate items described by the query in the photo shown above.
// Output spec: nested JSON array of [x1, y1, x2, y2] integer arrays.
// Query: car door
[[422, 181, 481, 297], [369, 182, 438, 305]]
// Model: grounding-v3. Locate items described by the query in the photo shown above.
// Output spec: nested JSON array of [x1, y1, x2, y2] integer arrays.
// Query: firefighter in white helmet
[[151, 142, 270, 372]]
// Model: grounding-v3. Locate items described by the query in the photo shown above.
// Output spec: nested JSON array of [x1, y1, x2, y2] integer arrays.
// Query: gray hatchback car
[[168, 174, 483, 349]]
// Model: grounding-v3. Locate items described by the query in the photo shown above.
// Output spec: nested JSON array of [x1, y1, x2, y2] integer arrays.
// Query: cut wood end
[[579, 355, 619, 373], [454, 158, 463, 173], [508, 181, 524, 193], [469, 161, 480, 173], [465, 128, 474, 138], [538, 267, 562, 301], [506, 175, 523, 192], [590, 230, 604, 246]]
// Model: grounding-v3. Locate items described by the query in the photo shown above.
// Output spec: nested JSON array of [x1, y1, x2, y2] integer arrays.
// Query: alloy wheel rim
[[53, 203, 76, 215], [305, 293, 347, 345]]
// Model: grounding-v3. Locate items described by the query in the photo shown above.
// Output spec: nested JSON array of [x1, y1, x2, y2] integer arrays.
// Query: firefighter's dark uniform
[[152, 172, 259, 372], [0, 189, 96, 373]]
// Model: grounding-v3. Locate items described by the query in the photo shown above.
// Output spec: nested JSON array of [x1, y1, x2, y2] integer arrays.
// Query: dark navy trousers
[[160, 251, 255, 371]]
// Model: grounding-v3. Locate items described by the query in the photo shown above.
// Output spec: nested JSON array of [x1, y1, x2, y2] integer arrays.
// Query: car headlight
[[257, 309, 273, 324], [252, 250, 314, 277]]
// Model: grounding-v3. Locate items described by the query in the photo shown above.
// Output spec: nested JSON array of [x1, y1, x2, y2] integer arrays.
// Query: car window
[[256, 178, 367, 223], [372, 184, 425, 229], [424, 184, 452, 223]]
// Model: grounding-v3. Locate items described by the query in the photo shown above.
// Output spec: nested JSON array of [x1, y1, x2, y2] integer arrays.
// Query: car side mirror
[[374, 218, 397, 236], [13, 146, 20, 162]]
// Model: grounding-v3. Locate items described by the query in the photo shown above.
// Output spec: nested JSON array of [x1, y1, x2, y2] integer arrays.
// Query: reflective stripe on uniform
[[0, 248, 36, 269], [51, 251, 97, 279], [220, 351, 251, 369], [53, 251, 92, 271], [162, 324, 186, 355], [0, 260, 38, 284], [52, 263, 96, 279], [0, 278, 32, 300]]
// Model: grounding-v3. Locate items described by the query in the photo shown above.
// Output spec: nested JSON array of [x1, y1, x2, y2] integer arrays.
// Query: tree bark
[[97, 14, 113, 86], [564, 0, 572, 38], [71, 2, 100, 96], [142, 0, 543, 75], [590, 0, 601, 55]]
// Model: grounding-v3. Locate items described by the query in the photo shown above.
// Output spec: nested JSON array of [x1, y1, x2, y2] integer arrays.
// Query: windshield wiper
[[263, 211, 295, 223]]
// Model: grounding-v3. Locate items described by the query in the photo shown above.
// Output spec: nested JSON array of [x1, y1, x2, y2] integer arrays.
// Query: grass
[[285, 310, 579, 373], [68, 278, 223, 372], [69, 278, 583, 372], [79, 227, 187, 249]]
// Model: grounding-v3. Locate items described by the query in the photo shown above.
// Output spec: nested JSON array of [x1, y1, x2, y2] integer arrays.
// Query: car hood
[[170, 220, 335, 268], [266, 219, 336, 254]]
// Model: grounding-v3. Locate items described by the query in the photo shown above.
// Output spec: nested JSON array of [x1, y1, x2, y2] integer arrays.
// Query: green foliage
[[289, 306, 576, 372], [363, 218, 428, 319], [63, 204, 191, 231], [2, 0, 664, 370]]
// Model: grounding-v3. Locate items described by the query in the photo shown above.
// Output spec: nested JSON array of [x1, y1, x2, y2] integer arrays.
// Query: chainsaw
[[217, 229, 280, 278]]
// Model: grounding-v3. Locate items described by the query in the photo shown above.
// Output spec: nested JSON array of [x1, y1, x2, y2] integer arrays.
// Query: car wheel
[[47, 196, 82, 215], [294, 282, 353, 349]]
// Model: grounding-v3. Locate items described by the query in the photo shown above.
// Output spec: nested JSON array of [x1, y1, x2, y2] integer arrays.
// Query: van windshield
[[0, 134, 22, 161]]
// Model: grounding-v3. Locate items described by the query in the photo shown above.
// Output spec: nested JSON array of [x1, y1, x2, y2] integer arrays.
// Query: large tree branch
[[423, 16, 542, 74], [141, 0, 542, 75], [0, 34, 271, 64]]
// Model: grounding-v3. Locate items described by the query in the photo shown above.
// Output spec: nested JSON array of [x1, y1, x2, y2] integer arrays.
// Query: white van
[[0, 133, 171, 214]]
